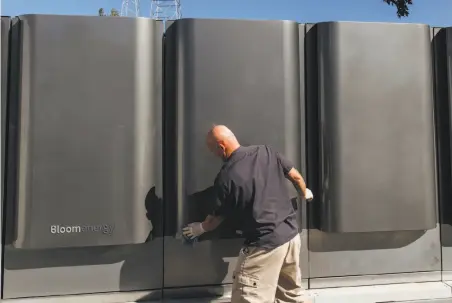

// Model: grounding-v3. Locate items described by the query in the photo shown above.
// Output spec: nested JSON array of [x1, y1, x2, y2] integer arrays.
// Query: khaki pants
[[231, 234, 305, 303]]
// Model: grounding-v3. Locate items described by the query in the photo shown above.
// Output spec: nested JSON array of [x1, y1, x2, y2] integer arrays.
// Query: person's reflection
[[187, 186, 241, 241], [144, 186, 242, 242], [143, 185, 242, 288], [144, 187, 163, 241]]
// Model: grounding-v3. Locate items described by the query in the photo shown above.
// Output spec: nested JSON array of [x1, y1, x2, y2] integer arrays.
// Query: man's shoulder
[[257, 144, 275, 150], [245, 144, 274, 153], [214, 168, 229, 186], [251, 144, 278, 157]]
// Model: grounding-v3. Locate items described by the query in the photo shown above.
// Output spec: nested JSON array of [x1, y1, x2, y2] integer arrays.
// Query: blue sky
[[1, 0, 451, 27]]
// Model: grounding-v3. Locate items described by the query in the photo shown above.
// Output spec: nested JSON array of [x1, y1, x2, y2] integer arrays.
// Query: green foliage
[[99, 1, 414, 19], [383, 0, 413, 18], [98, 7, 120, 17], [110, 8, 120, 16]]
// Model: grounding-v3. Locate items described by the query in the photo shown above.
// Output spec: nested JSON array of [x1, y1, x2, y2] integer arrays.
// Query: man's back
[[215, 145, 298, 249], [184, 126, 310, 302]]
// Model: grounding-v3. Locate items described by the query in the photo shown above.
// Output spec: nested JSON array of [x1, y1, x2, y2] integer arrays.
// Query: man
[[183, 125, 313, 303]]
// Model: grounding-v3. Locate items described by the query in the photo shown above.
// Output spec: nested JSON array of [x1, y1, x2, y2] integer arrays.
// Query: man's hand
[[304, 188, 314, 201], [182, 222, 205, 239]]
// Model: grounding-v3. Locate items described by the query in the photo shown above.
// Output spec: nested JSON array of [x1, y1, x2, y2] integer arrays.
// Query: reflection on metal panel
[[316, 22, 436, 233], [164, 18, 303, 288], [436, 26, 452, 273], [1, 16, 10, 206], [1, 15, 11, 300], [3, 15, 164, 299], [6, 14, 162, 249], [306, 22, 441, 282]]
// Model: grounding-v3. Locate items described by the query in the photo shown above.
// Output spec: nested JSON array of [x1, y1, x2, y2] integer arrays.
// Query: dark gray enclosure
[[0, 14, 448, 302], [315, 21, 436, 233], [1, 17, 11, 300], [1, 17, 10, 204], [305, 22, 441, 287], [163, 18, 306, 294], [6, 14, 162, 248], [435, 26, 452, 279], [3, 14, 163, 299]]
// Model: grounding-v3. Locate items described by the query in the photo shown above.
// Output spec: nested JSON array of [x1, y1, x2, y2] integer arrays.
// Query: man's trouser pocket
[[231, 244, 285, 303]]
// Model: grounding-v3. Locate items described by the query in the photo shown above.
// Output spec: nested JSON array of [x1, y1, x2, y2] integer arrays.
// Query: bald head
[[208, 125, 235, 142], [206, 125, 240, 160]]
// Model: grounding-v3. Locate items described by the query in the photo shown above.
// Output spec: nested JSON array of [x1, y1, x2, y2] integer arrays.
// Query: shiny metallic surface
[[1, 16, 11, 299], [2, 15, 164, 298], [163, 18, 305, 289], [1, 17, 10, 211], [306, 22, 441, 281], [309, 271, 441, 289], [316, 21, 436, 233], [0, 15, 450, 302], [435, 26, 452, 274]]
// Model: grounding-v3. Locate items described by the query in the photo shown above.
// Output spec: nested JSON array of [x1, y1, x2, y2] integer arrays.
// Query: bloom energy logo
[[50, 224, 114, 235]]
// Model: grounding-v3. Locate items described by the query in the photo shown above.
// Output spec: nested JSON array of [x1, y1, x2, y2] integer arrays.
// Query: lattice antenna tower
[[150, 0, 181, 21], [121, 0, 141, 17]]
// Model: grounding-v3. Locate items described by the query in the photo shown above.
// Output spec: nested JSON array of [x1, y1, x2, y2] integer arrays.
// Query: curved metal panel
[[305, 22, 441, 283], [6, 14, 162, 249], [317, 22, 436, 233], [436, 26, 452, 275], [1, 16, 10, 201], [164, 18, 304, 288], [3, 14, 163, 298], [1, 16, 11, 300]]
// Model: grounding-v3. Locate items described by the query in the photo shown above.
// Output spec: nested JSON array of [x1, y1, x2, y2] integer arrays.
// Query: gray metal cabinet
[[1, 16, 10, 206], [434, 26, 452, 280], [163, 18, 307, 295], [0, 15, 447, 301], [305, 22, 441, 288], [3, 15, 164, 299]]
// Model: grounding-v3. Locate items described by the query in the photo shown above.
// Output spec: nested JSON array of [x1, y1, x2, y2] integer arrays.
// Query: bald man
[[183, 125, 313, 303]]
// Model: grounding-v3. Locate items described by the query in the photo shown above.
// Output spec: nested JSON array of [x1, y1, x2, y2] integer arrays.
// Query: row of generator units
[[0, 15, 451, 300]]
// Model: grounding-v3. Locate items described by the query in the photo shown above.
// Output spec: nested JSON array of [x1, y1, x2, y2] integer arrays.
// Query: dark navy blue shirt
[[212, 145, 298, 249]]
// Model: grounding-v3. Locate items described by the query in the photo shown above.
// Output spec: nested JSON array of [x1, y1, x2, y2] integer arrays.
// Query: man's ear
[[218, 141, 226, 151]]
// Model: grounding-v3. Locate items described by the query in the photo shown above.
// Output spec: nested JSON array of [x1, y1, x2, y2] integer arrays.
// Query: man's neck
[[225, 144, 241, 159]]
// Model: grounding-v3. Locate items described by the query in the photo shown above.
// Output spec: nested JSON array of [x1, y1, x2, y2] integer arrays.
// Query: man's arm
[[182, 175, 231, 239], [286, 167, 307, 198], [276, 151, 311, 200], [202, 176, 230, 232], [201, 215, 224, 232]]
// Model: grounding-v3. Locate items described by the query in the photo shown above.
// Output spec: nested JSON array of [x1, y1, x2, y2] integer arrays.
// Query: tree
[[99, 1, 414, 18], [98, 7, 120, 16], [383, 0, 413, 18], [110, 8, 120, 16]]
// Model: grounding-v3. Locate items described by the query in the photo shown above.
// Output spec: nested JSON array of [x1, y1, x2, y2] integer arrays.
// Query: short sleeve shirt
[[212, 145, 299, 249]]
